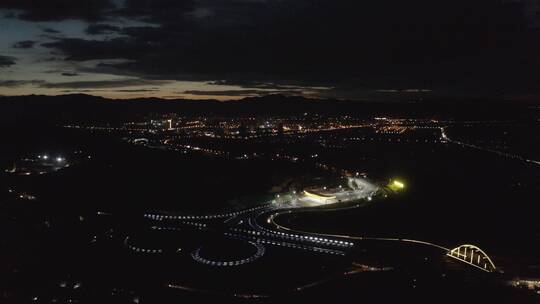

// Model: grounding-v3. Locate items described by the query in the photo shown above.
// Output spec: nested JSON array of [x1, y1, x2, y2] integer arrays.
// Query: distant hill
[[0, 93, 536, 126]]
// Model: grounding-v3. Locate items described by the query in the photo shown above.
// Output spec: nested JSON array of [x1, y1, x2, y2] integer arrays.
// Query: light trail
[[440, 127, 540, 166], [264, 207, 450, 252]]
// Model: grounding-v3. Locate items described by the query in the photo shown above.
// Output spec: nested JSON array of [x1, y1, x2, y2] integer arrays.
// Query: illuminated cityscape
[[1, 98, 539, 303]]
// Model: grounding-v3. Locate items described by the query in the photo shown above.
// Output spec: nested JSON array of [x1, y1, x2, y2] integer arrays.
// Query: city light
[[387, 180, 405, 191], [393, 180, 405, 189]]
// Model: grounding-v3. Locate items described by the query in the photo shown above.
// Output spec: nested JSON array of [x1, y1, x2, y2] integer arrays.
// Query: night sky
[[0, 0, 539, 100]]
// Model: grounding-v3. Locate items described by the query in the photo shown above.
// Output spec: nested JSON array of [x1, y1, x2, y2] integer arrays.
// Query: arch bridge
[[447, 244, 497, 273]]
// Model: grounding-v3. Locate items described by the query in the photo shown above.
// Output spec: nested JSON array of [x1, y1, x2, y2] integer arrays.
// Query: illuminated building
[[302, 190, 337, 204]]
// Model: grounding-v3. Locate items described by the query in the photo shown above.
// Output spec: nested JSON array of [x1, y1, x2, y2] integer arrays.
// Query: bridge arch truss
[[447, 244, 497, 273]]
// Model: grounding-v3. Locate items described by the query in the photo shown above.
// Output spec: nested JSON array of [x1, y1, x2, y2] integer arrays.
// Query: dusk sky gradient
[[0, 0, 539, 101]]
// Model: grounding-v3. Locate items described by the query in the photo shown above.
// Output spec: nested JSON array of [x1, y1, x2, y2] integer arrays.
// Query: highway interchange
[[137, 179, 378, 263], [118, 177, 500, 297]]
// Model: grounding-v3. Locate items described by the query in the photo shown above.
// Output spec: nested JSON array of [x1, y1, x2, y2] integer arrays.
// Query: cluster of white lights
[[226, 232, 346, 256], [38, 154, 65, 163], [191, 241, 265, 267], [232, 227, 354, 248]]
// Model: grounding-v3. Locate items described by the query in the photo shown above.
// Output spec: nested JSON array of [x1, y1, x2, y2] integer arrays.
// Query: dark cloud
[[3, 10, 16, 18], [0, 79, 44, 87], [28, 0, 540, 98], [0, 55, 16, 67], [114, 88, 159, 92], [61, 72, 79, 77], [13, 40, 36, 49], [60, 89, 99, 93], [182, 89, 313, 97], [39, 79, 169, 89], [0, 0, 114, 21], [86, 23, 121, 35], [42, 28, 61, 34], [119, 0, 195, 23], [42, 38, 146, 61], [207, 80, 332, 91]]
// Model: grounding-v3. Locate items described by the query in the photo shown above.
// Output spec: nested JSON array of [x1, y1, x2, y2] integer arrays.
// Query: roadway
[[133, 180, 496, 275]]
